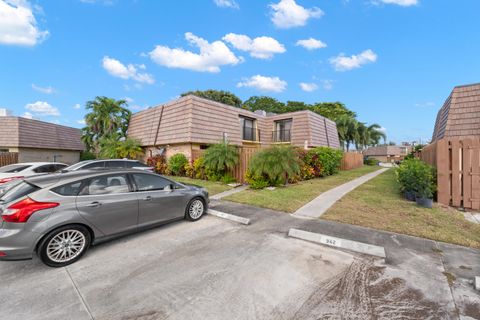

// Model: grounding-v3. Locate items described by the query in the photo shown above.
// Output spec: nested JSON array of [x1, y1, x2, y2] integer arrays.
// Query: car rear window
[[51, 181, 83, 196], [126, 161, 148, 168], [0, 182, 39, 204], [0, 164, 31, 173]]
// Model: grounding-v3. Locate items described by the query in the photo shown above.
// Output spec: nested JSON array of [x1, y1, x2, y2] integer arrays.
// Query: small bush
[[80, 151, 96, 161], [146, 155, 167, 174], [248, 146, 301, 186], [193, 157, 206, 179], [184, 163, 194, 178], [396, 158, 436, 199], [305, 147, 343, 177], [168, 153, 188, 176], [364, 157, 378, 166], [245, 170, 270, 189], [221, 173, 237, 184]]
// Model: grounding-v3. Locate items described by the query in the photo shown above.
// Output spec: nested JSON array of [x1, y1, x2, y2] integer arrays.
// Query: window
[[0, 182, 39, 203], [54, 164, 68, 171], [0, 149, 8, 153], [125, 161, 148, 168], [0, 164, 31, 173], [133, 174, 172, 192], [105, 161, 125, 169], [83, 175, 130, 195], [33, 164, 57, 173], [240, 116, 257, 141], [51, 181, 83, 196], [82, 161, 106, 169], [274, 119, 292, 142]]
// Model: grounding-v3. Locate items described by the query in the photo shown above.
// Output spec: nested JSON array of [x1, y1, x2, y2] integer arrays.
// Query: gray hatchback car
[[0, 169, 209, 267]]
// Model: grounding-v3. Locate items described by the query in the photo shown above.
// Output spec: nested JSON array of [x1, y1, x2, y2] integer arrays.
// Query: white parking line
[[208, 209, 251, 225], [288, 228, 386, 259], [475, 276, 480, 291]]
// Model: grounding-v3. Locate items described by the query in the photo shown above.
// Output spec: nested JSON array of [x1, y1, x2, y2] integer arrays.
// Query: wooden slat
[[471, 139, 480, 210], [451, 139, 462, 206], [0, 152, 18, 167], [462, 138, 472, 208], [340, 152, 363, 170], [436, 139, 450, 206]]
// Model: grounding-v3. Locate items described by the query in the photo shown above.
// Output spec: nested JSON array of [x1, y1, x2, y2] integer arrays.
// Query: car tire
[[185, 197, 205, 221], [37, 225, 91, 268]]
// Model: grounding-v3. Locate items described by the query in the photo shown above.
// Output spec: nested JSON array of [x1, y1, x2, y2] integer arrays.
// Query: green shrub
[[168, 153, 188, 176], [364, 157, 378, 166], [245, 170, 270, 189], [396, 158, 436, 199], [203, 142, 239, 177], [248, 146, 301, 186], [80, 151, 96, 161], [184, 163, 194, 178], [146, 155, 167, 174], [193, 157, 206, 179], [305, 147, 343, 177], [221, 173, 237, 184]]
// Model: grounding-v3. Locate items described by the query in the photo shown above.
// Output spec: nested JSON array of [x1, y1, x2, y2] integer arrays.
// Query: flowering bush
[[305, 147, 343, 177], [146, 155, 167, 174]]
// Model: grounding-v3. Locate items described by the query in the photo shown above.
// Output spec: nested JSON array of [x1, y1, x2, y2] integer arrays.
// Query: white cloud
[[124, 97, 134, 103], [31, 83, 55, 94], [321, 80, 334, 91], [21, 111, 33, 119], [73, 103, 81, 109], [299, 82, 318, 92], [214, 0, 239, 9], [376, 0, 418, 6], [149, 32, 241, 73], [296, 38, 327, 50], [330, 49, 377, 71], [0, 0, 49, 46], [102, 56, 155, 84], [237, 75, 287, 93], [269, 0, 323, 29], [76, 119, 86, 125], [223, 33, 286, 59], [25, 101, 60, 116]]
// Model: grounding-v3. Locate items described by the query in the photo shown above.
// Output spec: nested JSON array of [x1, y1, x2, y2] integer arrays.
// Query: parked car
[[62, 159, 154, 172], [0, 162, 68, 185], [0, 169, 208, 267]]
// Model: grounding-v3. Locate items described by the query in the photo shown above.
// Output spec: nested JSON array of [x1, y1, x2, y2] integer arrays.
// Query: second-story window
[[274, 119, 292, 142], [240, 116, 257, 141]]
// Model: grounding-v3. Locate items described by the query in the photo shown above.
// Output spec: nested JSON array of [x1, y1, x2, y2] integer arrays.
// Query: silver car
[[0, 169, 208, 267]]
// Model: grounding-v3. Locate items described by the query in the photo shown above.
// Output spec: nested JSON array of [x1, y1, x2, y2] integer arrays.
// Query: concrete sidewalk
[[210, 185, 248, 200], [293, 168, 389, 218]]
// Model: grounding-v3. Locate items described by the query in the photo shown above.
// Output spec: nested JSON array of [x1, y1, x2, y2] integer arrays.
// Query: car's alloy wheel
[[186, 198, 204, 221], [38, 225, 91, 267]]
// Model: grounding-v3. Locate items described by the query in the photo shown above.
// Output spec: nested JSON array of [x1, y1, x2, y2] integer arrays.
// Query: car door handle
[[86, 201, 101, 207], [143, 196, 152, 201]]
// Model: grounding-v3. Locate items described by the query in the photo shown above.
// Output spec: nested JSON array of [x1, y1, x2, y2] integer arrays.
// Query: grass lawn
[[169, 176, 233, 196], [322, 169, 480, 249], [224, 166, 381, 213]]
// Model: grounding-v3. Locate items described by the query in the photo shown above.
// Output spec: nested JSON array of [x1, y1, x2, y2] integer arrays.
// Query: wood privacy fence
[[0, 152, 18, 167], [421, 137, 480, 209], [340, 152, 363, 170], [192, 148, 363, 183]]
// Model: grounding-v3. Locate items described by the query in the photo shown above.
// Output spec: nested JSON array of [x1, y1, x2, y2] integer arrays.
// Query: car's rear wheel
[[38, 225, 91, 267], [185, 198, 205, 221]]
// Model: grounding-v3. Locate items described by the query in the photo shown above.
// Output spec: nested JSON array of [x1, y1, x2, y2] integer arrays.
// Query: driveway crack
[[65, 267, 95, 320]]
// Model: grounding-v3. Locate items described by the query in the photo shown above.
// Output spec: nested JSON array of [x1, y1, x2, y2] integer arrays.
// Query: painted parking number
[[321, 236, 340, 247]]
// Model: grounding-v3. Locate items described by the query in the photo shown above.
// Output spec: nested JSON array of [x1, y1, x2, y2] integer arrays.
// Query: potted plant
[[396, 159, 417, 201], [413, 161, 436, 208]]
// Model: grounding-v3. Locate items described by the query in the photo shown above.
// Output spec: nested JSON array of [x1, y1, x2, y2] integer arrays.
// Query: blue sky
[[1, 0, 479, 144]]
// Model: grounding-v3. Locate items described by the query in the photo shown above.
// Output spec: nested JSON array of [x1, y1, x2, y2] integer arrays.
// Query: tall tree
[[311, 102, 357, 121], [181, 90, 242, 108], [243, 96, 285, 113], [81, 96, 131, 154], [367, 124, 386, 146], [336, 116, 358, 151]]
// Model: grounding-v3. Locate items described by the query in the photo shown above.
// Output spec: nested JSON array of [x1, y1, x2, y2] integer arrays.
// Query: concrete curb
[[288, 228, 386, 259], [208, 209, 251, 225], [475, 276, 480, 291]]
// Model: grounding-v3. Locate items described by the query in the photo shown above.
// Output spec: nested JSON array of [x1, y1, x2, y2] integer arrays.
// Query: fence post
[[436, 139, 450, 206]]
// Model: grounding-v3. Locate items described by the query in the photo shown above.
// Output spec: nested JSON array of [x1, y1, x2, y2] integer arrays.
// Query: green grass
[[169, 176, 233, 196], [322, 169, 480, 249], [224, 166, 381, 213]]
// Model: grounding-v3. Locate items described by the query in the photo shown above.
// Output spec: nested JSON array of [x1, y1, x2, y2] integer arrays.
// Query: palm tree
[[336, 116, 358, 151], [367, 124, 386, 146], [355, 122, 369, 151], [81, 96, 131, 154], [117, 138, 144, 159], [203, 142, 239, 175]]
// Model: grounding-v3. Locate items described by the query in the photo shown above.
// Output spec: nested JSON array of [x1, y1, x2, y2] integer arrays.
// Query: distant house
[[432, 83, 480, 141], [128, 95, 340, 160], [0, 117, 84, 164], [363, 145, 411, 163]]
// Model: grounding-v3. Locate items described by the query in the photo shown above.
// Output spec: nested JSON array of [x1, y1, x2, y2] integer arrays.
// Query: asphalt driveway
[[1, 203, 479, 319]]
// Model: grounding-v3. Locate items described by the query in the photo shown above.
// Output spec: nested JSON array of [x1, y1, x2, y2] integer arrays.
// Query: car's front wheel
[[38, 225, 91, 267], [185, 198, 205, 221]]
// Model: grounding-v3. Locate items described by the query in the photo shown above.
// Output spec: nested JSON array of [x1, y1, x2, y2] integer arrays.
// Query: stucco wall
[[17, 148, 80, 164]]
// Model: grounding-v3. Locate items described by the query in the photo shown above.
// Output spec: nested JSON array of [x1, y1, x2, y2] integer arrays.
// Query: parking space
[[0, 209, 472, 319]]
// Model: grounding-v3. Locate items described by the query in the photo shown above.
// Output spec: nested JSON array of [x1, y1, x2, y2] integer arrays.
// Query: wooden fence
[[0, 152, 18, 167], [421, 137, 480, 209], [340, 152, 363, 170], [192, 148, 363, 183]]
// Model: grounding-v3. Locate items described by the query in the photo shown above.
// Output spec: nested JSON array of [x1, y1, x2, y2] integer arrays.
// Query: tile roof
[[0, 117, 84, 151], [432, 83, 480, 141]]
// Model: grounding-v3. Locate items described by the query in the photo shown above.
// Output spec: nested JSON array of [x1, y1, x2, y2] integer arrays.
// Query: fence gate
[[0, 152, 18, 167]]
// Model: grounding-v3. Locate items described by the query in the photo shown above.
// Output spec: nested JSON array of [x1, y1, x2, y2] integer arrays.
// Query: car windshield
[[0, 179, 23, 197], [0, 164, 31, 173], [62, 161, 91, 171], [0, 181, 39, 204]]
